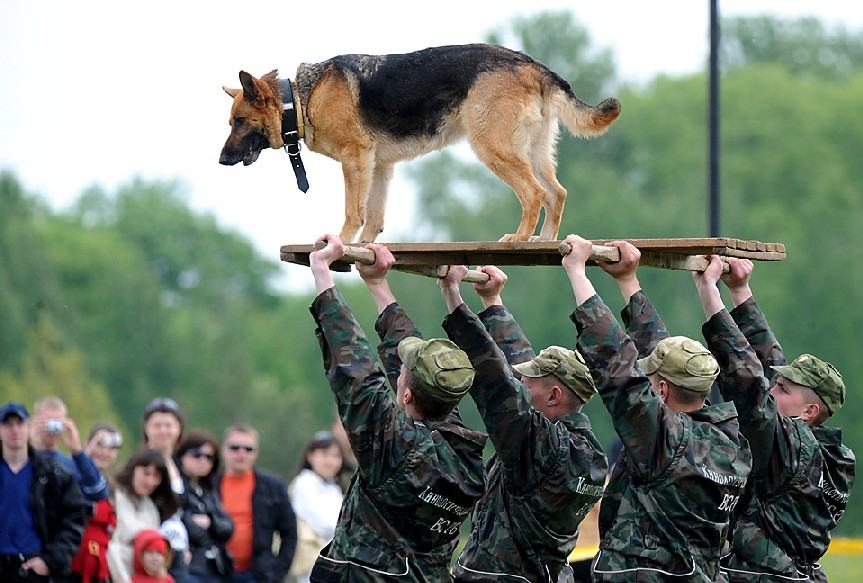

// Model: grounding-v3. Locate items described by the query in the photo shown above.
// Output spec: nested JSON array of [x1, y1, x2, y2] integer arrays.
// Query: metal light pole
[[709, 0, 720, 237]]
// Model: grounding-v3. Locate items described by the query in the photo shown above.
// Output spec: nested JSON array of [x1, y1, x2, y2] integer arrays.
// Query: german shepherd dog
[[220, 44, 621, 242]]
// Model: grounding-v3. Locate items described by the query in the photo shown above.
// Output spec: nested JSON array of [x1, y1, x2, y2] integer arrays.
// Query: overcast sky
[[1, 1, 859, 289]]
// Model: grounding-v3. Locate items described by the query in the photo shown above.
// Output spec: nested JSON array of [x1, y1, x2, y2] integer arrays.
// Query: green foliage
[[405, 13, 863, 534], [487, 10, 617, 102], [722, 15, 863, 81], [0, 172, 62, 370], [1, 11, 862, 540], [0, 313, 129, 454]]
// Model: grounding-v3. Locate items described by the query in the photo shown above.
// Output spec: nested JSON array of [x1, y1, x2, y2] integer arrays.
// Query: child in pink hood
[[131, 530, 175, 583]]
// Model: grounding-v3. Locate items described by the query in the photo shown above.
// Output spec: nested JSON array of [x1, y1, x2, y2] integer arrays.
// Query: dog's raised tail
[[548, 79, 621, 138]]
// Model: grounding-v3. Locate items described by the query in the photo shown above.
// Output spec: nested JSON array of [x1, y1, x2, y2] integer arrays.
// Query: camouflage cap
[[637, 336, 719, 394], [771, 354, 845, 415], [512, 346, 597, 403], [398, 337, 474, 404]]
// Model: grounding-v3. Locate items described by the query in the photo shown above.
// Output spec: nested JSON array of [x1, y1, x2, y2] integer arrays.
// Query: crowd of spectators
[[0, 396, 351, 583]]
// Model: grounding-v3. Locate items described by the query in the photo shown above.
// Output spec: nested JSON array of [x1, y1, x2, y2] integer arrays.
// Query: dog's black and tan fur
[[220, 44, 621, 242]]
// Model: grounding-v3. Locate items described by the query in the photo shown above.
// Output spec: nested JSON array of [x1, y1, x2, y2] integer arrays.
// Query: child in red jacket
[[71, 498, 117, 583], [131, 530, 175, 583]]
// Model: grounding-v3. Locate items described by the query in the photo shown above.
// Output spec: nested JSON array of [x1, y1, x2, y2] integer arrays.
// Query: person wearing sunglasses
[[176, 431, 234, 583], [216, 424, 296, 583]]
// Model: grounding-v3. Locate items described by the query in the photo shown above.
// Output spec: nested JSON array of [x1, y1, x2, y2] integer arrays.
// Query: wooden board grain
[[280, 238, 786, 272]]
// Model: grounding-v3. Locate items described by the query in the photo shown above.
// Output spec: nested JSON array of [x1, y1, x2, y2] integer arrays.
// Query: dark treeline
[[1, 12, 862, 533]]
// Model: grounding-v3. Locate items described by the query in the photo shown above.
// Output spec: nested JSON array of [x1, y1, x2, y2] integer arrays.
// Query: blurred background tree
[[1, 12, 861, 541]]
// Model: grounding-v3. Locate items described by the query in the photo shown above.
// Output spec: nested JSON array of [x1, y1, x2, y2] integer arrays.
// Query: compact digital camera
[[101, 432, 123, 448], [45, 418, 64, 434]]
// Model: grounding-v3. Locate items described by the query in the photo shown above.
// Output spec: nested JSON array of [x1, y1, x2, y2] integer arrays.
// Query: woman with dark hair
[[107, 449, 179, 583], [288, 431, 344, 583], [176, 431, 234, 583], [141, 397, 190, 582], [142, 397, 185, 495]]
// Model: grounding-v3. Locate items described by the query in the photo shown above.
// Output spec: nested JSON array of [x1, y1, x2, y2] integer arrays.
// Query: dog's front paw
[[498, 233, 532, 242]]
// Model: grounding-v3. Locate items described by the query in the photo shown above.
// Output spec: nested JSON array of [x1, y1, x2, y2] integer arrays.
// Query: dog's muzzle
[[219, 131, 269, 166]]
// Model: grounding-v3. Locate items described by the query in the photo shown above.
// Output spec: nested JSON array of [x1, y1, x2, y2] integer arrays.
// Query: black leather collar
[[279, 78, 309, 193]]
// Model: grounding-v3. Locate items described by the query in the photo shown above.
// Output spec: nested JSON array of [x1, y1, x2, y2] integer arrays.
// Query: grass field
[[819, 553, 863, 582]]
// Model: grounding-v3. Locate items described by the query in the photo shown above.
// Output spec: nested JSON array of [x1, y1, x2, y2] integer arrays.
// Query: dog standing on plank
[[219, 44, 621, 243]]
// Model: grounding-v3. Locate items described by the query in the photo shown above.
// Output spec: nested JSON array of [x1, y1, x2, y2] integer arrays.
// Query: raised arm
[[356, 243, 423, 391], [308, 235, 410, 485], [600, 240, 669, 356], [695, 256, 792, 482], [440, 267, 563, 490], [722, 257, 787, 379], [62, 419, 109, 502], [473, 266, 536, 366], [564, 235, 684, 480]]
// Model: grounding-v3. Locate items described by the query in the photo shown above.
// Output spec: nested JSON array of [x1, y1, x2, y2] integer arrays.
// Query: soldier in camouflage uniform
[[562, 236, 752, 582], [436, 265, 607, 582], [695, 255, 855, 582], [306, 236, 487, 582]]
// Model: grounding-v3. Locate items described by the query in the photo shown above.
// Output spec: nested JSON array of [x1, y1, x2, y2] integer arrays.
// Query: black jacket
[[181, 477, 235, 576], [29, 448, 89, 576], [216, 468, 297, 583]]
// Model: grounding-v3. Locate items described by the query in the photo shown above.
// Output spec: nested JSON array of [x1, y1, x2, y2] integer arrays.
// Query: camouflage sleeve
[[729, 296, 787, 382], [310, 287, 413, 486], [620, 290, 670, 358], [477, 304, 536, 365], [374, 302, 423, 392], [444, 303, 562, 491], [702, 309, 795, 488], [572, 295, 684, 481]]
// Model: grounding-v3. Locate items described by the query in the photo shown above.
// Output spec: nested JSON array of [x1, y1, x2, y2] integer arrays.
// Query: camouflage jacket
[[597, 291, 669, 540], [573, 294, 752, 582], [702, 298, 856, 580], [443, 304, 607, 583], [309, 290, 487, 582]]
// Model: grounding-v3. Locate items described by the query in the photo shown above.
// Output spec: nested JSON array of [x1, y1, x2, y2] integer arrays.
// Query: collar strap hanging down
[[279, 78, 309, 193]]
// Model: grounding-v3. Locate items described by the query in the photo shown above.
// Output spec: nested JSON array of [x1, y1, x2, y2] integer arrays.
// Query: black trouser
[[0, 554, 50, 583]]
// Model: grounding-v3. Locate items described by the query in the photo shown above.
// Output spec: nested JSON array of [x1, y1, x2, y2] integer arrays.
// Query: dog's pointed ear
[[223, 86, 240, 98], [239, 70, 259, 102]]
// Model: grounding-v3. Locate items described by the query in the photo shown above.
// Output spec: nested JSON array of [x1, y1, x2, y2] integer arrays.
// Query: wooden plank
[[282, 238, 786, 256], [396, 265, 489, 284], [721, 250, 787, 261], [312, 242, 491, 284], [640, 252, 730, 273], [280, 238, 786, 273]]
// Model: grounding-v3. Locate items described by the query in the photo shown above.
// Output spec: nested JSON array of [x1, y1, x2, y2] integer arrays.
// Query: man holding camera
[[30, 396, 109, 502]]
